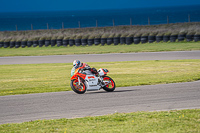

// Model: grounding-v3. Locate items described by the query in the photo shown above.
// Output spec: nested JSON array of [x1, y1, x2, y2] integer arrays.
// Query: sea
[[0, 5, 200, 31]]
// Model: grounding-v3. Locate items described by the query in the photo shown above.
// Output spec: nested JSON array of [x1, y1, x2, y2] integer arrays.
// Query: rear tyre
[[70, 79, 86, 94], [102, 76, 115, 92]]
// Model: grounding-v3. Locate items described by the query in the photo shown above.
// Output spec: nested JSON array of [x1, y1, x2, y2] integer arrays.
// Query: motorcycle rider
[[71, 60, 98, 77]]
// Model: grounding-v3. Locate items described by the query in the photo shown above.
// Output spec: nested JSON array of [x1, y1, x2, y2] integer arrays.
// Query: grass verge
[[0, 41, 200, 57], [0, 59, 200, 96], [0, 109, 199, 132]]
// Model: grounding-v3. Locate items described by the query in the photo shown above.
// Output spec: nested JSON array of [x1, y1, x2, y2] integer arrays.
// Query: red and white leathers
[[71, 62, 91, 77]]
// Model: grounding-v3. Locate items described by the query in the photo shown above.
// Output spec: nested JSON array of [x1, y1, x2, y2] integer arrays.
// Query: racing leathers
[[71, 63, 98, 77]]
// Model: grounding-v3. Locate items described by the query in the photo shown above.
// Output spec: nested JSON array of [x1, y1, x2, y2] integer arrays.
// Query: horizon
[[0, 4, 199, 14], [0, 0, 200, 13]]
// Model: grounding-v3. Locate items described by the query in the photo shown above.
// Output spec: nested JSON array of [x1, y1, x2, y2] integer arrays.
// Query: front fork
[[78, 77, 81, 86], [76, 76, 84, 91]]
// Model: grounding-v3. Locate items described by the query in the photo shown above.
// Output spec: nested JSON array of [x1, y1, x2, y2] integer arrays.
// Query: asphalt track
[[0, 81, 200, 124], [0, 51, 200, 124], [1, 50, 200, 65]]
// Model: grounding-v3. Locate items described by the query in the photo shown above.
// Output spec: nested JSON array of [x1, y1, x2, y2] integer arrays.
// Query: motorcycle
[[70, 68, 115, 94]]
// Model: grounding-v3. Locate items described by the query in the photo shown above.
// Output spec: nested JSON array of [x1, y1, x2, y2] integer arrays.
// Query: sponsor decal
[[88, 76, 95, 79]]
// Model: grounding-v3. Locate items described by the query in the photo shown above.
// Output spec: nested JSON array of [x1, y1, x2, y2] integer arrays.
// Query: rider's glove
[[83, 67, 91, 71], [91, 67, 97, 72]]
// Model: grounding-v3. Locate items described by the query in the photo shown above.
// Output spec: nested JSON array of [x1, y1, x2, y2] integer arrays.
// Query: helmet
[[73, 60, 81, 69]]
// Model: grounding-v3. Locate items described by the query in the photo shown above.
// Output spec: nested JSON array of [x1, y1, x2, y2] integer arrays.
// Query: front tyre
[[70, 79, 86, 94], [102, 76, 115, 92]]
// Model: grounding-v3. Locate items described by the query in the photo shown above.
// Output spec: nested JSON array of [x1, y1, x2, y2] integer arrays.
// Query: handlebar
[[78, 67, 91, 72]]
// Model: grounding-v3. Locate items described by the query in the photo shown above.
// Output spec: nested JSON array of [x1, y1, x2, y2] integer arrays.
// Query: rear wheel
[[70, 79, 86, 94], [102, 76, 115, 92]]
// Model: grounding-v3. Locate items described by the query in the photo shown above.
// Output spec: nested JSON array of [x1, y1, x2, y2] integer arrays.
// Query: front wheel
[[102, 76, 115, 92], [70, 79, 86, 94]]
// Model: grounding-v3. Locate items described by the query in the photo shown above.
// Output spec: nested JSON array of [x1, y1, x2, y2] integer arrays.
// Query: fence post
[[148, 17, 150, 25], [96, 20, 98, 27], [188, 14, 190, 22], [31, 24, 33, 30], [47, 23, 49, 30], [16, 25, 18, 31], [78, 21, 81, 28], [167, 16, 169, 24], [113, 19, 115, 27], [62, 22, 64, 29], [130, 18, 132, 25]]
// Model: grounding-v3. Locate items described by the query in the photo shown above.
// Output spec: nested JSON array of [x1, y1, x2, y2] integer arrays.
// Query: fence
[[14, 14, 192, 31]]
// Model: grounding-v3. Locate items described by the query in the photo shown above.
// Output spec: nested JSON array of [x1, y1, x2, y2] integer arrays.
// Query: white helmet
[[73, 60, 81, 69]]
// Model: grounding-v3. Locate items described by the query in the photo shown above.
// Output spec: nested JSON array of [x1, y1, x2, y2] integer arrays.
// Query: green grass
[[0, 59, 200, 96], [0, 109, 199, 132], [0, 41, 200, 57]]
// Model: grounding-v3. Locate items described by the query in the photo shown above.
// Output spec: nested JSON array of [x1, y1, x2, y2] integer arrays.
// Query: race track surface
[[0, 81, 200, 124], [0, 51, 200, 124], [1, 51, 200, 65]]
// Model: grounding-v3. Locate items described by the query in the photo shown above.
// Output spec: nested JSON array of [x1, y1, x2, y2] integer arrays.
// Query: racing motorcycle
[[70, 68, 115, 94]]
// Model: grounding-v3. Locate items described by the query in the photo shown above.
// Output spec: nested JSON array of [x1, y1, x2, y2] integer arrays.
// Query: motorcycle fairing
[[85, 75, 101, 91]]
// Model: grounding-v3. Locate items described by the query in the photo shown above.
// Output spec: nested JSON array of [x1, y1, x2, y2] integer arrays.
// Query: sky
[[0, 0, 200, 12]]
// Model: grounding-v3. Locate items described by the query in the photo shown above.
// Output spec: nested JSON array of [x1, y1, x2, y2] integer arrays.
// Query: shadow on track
[[85, 88, 139, 94]]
